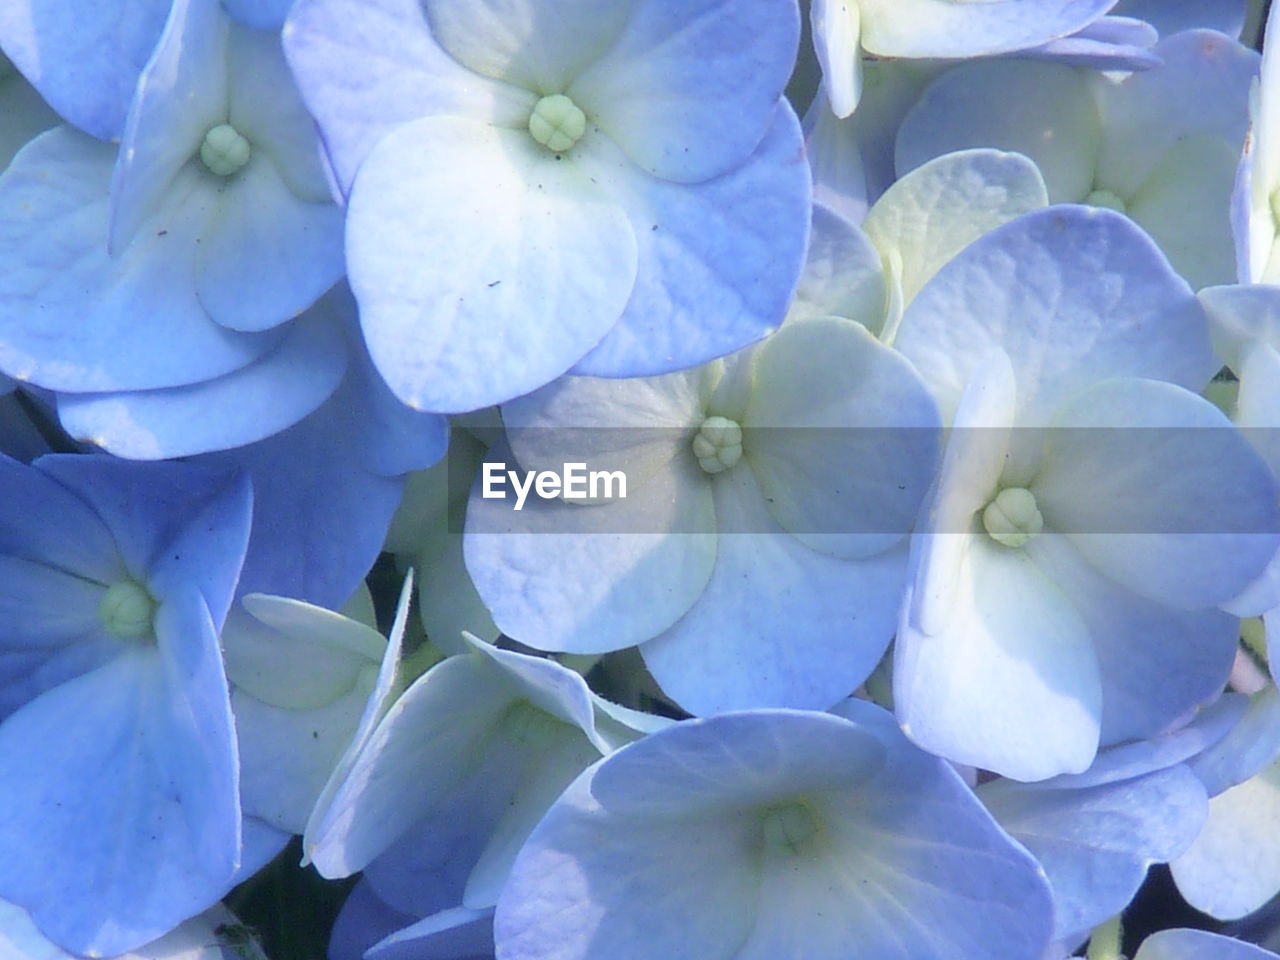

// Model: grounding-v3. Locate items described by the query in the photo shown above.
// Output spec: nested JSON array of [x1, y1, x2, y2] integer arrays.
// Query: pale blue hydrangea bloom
[[465, 315, 939, 714], [225, 579, 409, 837], [304, 636, 660, 918], [0, 454, 251, 956], [0, 0, 347, 458], [810, 0, 1116, 118], [495, 700, 1055, 960], [893, 205, 1280, 781], [896, 30, 1260, 290], [284, 0, 811, 412], [796, 147, 1048, 343]]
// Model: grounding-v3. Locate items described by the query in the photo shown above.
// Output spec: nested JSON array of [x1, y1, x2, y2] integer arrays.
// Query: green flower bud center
[[500, 698, 569, 749], [528, 94, 587, 154], [760, 801, 821, 857], [692, 415, 743, 474], [199, 123, 252, 177], [1269, 189, 1280, 227], [983, 486, 1044, 548], [1086, 189, 1128, 214], [99, 579, 156, 641]]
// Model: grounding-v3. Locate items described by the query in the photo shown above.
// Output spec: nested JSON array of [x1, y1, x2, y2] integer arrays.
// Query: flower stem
[[1087, 915, 1124, 960]]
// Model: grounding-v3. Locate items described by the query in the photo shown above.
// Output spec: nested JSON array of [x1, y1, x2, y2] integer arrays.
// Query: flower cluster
[[1, 1, 1280, 960]]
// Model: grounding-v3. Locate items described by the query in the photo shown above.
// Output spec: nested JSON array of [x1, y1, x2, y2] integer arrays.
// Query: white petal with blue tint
[[1032, 378, 1280, 610], [283, 0, 535, 191], [895, 206, 1215, 426], [57, 307, 348, 459], [348, 116, 636, 412], [897, 61, 1101, 203], [465, 444, 716, 654], [0, 129, 278, 393], [859, 0, 1114, 58]]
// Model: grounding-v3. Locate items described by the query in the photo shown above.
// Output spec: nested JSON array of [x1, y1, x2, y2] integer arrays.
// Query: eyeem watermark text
[[482, 462, 628, 511]]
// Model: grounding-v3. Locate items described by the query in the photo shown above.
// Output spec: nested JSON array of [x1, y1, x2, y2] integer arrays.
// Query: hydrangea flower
[[284, 0, 811, 412], [225, 578, 409, 837], [893, 205, 1280, 781], [0, 454, 251, 955], [796, 147, 1048, 343], [896, 30, 1260, 289], [0, 0, 347, 458], [465, 315, 939, 714], [809, 0, 1116, 118], [304, 636, 660, 919], [495, 699, 1055, 960]]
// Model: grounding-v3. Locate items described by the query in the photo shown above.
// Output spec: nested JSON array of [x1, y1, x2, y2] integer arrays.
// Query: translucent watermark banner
[[449, 426, 1280, 535]]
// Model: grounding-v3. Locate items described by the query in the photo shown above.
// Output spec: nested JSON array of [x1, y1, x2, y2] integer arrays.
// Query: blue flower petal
[[571, 104, 810, 379], [0, 587, 239, 957], [0, 0, 169, 140], [0, 128, 281, 393], [283, 0, 534, 191], [347, 115, 638, 412], [57, 305, 349, 459], [982, 765, 1208, 940], [568, 0, 799, 183]]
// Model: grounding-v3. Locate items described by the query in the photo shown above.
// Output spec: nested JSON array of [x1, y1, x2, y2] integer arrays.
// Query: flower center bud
[[527, 94, 587, 154], [1086, 189, 1127, 214], [692, 415, 743, 474], [199, 123, 252, 177], [99, 579, 157, 641], [982, 487, 1044, 548], [760, 801, 821, 857], [500, 699, 568, 749], [1270, 189, 1280, 227]]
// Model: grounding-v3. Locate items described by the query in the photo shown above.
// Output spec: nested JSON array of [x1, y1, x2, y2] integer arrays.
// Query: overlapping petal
[[570, 105, 810, 379], [569, 0, 799, 183], [0, 588, 239, 957], [348, 116, 637, 413], [0, 129, 279, 393]]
